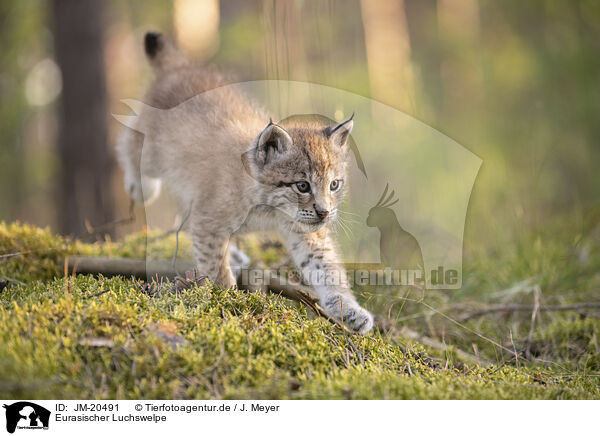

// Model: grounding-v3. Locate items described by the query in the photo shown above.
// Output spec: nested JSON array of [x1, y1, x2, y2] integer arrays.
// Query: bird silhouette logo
[[366, 184, 424, 274]]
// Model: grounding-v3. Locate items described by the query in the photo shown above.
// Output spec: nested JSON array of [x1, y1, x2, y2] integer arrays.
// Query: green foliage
[[1, 222, 599, 399], [3, 1, 600, 244]]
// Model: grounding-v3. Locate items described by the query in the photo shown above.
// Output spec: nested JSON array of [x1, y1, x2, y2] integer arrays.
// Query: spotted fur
[[116, 33, 373, 334]]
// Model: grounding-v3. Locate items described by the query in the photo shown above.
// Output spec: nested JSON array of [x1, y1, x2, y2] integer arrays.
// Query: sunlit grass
[[0, 220, 598, 399]]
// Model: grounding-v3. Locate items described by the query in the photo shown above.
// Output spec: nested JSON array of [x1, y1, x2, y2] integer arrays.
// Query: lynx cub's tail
[[116, 32, 186, 206], [144, 31, 188, 72]]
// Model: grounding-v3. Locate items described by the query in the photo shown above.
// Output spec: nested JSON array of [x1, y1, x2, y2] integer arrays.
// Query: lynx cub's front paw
[[343, 305, 374, 335], [324, 295, 374, 335]]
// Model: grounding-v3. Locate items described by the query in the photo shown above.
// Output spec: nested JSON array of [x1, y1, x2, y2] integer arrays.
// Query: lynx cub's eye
[[330, 179, 342, 192], [294, 181, 311, 194]]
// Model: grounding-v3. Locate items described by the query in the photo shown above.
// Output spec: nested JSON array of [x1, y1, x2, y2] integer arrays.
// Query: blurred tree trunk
[[436, 0, 482, 127], [261, 0, 309, 83], [404, 0, 444, 122], [359, 0, 415, 113], [51, 0, 114, 235]]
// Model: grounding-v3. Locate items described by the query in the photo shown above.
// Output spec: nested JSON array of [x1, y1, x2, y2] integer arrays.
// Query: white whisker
[[335, 216, 353, 240], [338, 209, 362, 218]]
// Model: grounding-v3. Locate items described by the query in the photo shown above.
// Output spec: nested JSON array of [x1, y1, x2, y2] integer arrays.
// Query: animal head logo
[[3, 402, 50, 433]]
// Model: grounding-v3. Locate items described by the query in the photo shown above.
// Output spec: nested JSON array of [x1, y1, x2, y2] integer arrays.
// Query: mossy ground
[[0, 220, 599, 399]]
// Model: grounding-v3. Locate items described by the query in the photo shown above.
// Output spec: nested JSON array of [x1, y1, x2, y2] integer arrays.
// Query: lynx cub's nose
[[315, 205, 330, 219]]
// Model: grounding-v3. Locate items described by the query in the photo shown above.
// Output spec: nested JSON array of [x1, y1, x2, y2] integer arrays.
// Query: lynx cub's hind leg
[[116, 128, 162, 205], [190, 213, 237, 288], [192, 234, 237, 289]]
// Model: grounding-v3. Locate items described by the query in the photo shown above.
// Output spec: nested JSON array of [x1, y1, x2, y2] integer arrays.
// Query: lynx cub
[[117, 32, 374, 334]]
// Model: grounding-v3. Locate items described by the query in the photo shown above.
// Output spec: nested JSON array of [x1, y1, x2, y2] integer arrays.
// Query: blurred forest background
[[1, 0, 599, 252]]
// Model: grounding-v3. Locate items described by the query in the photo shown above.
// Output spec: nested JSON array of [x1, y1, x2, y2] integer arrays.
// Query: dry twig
[[460, 300, 600, 321], [525, 285, 541, 360]]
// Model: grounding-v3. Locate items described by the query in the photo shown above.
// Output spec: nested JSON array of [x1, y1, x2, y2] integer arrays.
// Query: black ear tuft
[[327, 113, 354, 147], [329, 112, 354, 135], [144, 32, 163, 58]]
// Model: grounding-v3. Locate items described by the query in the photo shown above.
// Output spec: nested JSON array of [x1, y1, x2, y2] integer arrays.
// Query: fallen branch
[[241, 273, 350, 332], [66, 256, 193, 280], [460, 301, 600, 321]]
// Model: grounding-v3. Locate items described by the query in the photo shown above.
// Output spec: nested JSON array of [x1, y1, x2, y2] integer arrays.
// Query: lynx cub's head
[[243, 115, 354, 233]]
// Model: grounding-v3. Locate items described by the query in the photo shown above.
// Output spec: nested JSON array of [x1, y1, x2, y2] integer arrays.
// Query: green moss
[[531, 318, 600, 371], [0, 222, 73, 282], [0, 222, 598, 399]]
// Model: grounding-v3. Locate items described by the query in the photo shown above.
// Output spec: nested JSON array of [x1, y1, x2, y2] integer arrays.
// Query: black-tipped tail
[[143, 31, 187, 71], [144, 32, 163, 58]]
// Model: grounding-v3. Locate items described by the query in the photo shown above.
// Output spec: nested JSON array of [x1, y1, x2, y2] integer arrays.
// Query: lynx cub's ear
[[327, 114, 354, 148], [255, 121, 293, 167]]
